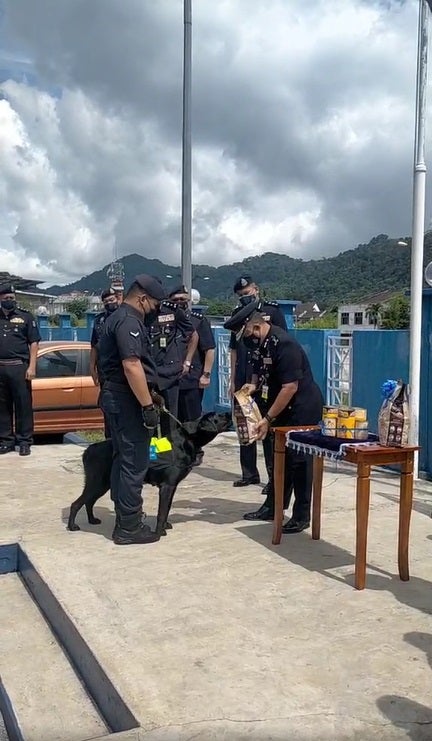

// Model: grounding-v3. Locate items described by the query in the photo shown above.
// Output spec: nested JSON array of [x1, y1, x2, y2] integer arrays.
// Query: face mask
[[104, 302, 117, 314], [1, 299, 16, 312], [242, 334, 260, 350], [239, 294, 255, 307]]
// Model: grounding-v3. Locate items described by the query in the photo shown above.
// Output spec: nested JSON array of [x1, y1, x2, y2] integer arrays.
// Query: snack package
[[322, 406, 338, 437], [233, 389, 262, 445], [378, 381, 410, 447], [337, 406, 367, 439]]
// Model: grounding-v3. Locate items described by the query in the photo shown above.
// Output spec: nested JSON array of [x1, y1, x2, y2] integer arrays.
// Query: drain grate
[[0, 543, 139, 740]]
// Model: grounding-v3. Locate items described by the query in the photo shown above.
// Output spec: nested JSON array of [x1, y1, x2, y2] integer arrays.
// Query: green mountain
[[48, 233, 432, 308]]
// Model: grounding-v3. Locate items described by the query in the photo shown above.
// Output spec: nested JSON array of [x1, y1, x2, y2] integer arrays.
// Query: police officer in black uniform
[[224, 302, 323, 533], [89, 288, 119, 438], [228, 276, 287, 491], [0, 283, 41, 456], [170, 287, 216, 465], [98, 274, 166, 546], [148, 286, 197, 429]]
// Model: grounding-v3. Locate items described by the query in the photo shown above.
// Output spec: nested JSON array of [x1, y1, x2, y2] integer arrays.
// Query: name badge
[[159, 314, 175, 323], [160, 337, 167, 348], [261, 385, 269, 401], [263, 357, 272, 365]]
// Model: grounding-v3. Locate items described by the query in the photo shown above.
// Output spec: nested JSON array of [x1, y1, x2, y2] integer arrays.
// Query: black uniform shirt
[[229, 300, 287, 385], [180, 310, 215, 390], [90, 311, 109, 348], [149, 300, 194, 387], [0, 307, 41, 362], [97, 303, 158, 387], [253, 326, 316, 414]]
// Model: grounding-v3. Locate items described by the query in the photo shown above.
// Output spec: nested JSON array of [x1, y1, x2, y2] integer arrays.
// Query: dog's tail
[[82, 439, 113, 468]]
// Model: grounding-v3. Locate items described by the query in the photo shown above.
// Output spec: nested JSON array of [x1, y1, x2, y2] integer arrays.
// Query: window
[[81, 349, 91, 376], [36, 350, 79, 378], [354, 312, 363, 325], [340, 312, 349, 325]]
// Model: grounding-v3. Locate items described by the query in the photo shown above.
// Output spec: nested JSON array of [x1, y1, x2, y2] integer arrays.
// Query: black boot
[[113, 512, 160, 545], [233, 476, 260, 488], [243, 502, 274, 521]]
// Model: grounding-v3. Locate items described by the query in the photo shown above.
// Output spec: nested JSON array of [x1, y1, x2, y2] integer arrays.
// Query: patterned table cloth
[[285, 429, 379, 461]]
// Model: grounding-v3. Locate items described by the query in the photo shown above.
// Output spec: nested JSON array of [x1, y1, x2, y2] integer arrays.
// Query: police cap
[[0, 283, 14, 295], [224, 299, 261, 339], [168, 284, 188, 297], [101, 287, 116, 301], [233, 275, 254, 293], [133, 274, 166, 301]]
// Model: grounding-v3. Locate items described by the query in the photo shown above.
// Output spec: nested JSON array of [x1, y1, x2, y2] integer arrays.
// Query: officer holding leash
[[0, 282, 41, 456], [89, 287, 119, 438], [98, 274, 166, 546], [228, 276, 287, 491], [224, 301, 323, 534]]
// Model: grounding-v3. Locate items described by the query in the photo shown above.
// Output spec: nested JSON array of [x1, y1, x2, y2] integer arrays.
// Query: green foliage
[[65, 297, 89, 319], [203, 297, 236, 315], [381, 295, 410, 329], [47, 232, 432, 310], [365, 303, 382, 328], [49, 314, 60, 326], [299, 314, 338, 329]]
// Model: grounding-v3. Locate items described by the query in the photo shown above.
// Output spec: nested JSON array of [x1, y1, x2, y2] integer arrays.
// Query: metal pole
[[181, 0, 192, 296], [409, 0, 429, 476]]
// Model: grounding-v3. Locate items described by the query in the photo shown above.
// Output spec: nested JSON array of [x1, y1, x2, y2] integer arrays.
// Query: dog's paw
[[88, 517, 101, 525], [164, 521, 173, 530], [67, 524, 81, 532]]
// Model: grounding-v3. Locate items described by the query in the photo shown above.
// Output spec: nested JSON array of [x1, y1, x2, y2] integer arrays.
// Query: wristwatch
[[264, 413, 275, 424], [202, 371, 211, 378]]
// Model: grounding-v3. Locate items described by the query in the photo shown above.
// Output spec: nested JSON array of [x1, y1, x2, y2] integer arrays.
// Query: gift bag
[[232, 389, 262, 446], [378, 381, 410, 447]]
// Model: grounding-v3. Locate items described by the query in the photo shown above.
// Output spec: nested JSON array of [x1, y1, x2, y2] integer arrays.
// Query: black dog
[[67, 411, 232, 537]]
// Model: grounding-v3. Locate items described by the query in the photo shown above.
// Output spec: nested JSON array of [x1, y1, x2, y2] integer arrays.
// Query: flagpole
[[409, 0, 430, 476], [181, 0, 192, 296]]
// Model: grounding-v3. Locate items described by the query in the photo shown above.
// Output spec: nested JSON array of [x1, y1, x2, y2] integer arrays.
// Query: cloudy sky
[[0, 0, 427, 284]]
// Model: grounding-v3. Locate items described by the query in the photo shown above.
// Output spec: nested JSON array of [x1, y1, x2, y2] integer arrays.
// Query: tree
[[381, 295, 410, 329], [65, 297, 90, 319], [299, 314, 338, 329], [365, 303, 382, 329]]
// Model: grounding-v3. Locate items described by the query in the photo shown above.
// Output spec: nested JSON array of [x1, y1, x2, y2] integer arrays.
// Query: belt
[[0, 359, 24, 366], [104, 381, 155, 393]]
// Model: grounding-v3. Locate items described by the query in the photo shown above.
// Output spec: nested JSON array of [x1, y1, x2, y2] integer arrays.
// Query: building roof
[[0, 271, 42, 292], [340, 289, 404, 307]]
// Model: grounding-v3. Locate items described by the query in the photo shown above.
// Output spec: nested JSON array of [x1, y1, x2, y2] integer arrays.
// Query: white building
[[337, 290, 400, 331]]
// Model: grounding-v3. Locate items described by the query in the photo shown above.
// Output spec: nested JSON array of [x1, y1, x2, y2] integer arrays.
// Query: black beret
[[168, 284, 188, 297], [223, 299, 261, 337], [101, 288, 116, 301], [133, 274, 166, 301], [233, 275, 253, 293], [0, 283, 14, 295]]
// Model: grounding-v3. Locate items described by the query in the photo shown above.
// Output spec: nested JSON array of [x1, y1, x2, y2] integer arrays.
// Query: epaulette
[[192, 309, 203, 319], [16, 306, 31, 315]]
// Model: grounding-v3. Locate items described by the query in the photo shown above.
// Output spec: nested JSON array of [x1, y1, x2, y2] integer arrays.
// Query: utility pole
[[409, 0, 431, 477], [181, 0, 192, 296]]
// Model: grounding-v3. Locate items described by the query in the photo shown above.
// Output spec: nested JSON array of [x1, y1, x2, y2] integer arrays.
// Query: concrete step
[[0, 573, 108, 741]]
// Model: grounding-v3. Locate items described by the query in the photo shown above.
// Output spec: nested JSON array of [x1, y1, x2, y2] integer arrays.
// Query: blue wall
[[292, 328, 338, 398]]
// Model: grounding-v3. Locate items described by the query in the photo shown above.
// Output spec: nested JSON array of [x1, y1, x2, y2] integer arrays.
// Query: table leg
[[312, 456, 324, 540], [355, 462, 371, 590], [272, 430, 286, 545], [398, 452, 414, 582]]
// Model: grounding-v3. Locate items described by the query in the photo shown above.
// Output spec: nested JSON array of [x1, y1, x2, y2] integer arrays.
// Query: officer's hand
[[199, 374, 211, 388], [142, 404, 159, 430], [150, 391, 165, 409], [228, 378, 235, 398], [26, 366, 36, 381], [182, 360, 191, 375], [241, 383, 257, 396], [255, 418, 270, 441]]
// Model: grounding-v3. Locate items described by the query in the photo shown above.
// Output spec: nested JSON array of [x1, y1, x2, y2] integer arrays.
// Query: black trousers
[[101, 387, 150, 521], [178, 386, 203, 423], [263, 385, 324, 522], [239, 437, 273, 482], [97, 380, 111, 439], [160, 384, 180, 437], [0, 362, 34, 446]]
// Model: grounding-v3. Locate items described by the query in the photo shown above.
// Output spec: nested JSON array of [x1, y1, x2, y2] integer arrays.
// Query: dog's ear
[[181, 418, 201, 436]]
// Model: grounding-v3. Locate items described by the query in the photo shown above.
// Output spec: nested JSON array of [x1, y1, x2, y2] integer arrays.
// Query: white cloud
[[0, 0, 425, 284]]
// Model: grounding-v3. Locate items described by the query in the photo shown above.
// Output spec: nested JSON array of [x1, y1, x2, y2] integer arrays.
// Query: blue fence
[[37, 294, 432, 477]]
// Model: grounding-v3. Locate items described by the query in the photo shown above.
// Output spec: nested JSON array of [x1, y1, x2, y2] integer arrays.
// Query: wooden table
[[272, 426, 418, 590]]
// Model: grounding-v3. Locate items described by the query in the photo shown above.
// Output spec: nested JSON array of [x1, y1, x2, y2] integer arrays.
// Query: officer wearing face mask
[[97, 274, 166, 546], [228, 276, 287, 491], [224, 302, 323, 533], [148, 284, 197, 427], [0, 283, 41, 456], [89, 288, 119, 438]]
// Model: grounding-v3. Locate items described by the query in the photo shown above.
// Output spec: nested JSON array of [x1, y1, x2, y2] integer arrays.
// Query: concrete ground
[[1, 433, 432, 740]]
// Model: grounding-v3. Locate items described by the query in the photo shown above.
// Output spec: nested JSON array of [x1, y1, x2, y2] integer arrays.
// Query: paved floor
[[1, 434, 432, 740]]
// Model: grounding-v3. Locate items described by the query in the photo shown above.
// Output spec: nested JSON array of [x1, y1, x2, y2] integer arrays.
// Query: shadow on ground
[[377, 632, 432, 739]]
